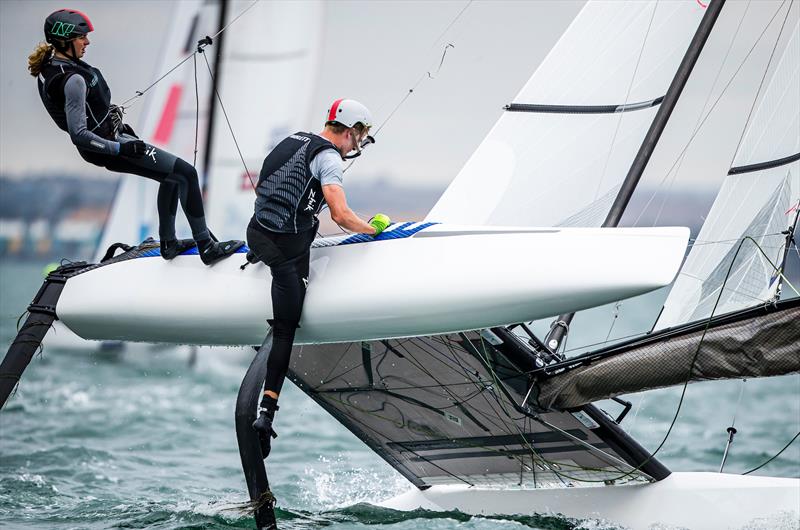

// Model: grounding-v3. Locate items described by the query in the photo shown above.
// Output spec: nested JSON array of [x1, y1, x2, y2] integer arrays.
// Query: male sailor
[[247, 99, 390, 457], [29, 9, 243, 264]]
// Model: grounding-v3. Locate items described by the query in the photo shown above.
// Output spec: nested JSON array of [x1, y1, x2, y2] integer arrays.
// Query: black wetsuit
[[247, 132, 338, 393], [37, 56, 209, 242]]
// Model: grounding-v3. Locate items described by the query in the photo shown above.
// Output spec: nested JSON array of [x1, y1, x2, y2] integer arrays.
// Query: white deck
[[380, 472, 800, 529]]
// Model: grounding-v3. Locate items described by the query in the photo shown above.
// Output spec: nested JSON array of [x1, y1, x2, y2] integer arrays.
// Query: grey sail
[[289, 330, 669, 488], [535, 299, 800, 410]]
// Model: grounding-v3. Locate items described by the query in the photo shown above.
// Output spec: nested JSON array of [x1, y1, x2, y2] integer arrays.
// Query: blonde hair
[[28, 42, 53, 77]]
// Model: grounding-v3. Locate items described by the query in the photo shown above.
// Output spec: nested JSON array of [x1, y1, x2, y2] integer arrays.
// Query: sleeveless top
[[253, 132, 339, 234]]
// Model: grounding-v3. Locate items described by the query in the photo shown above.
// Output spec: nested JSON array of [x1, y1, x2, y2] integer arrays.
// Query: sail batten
[[504, 96, 664, 115]]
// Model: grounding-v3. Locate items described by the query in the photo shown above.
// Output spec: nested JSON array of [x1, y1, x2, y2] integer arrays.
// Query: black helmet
[[44, 9, 94, 44]]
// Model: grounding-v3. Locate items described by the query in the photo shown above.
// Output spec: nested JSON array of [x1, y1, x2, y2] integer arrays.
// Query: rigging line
[[334, 395, 476, 486], [631, 0, 789, 227], [552, 235, 788, 483], [467, 334, 635, 480], [604, 302, 623, 342], [400, 337, 515, 432], [426, 337, 523, 434], [460, 335, 575, 469], [317, 342, 358, 386], [650, 0, 752, 228], [729, 378, 746, 429], [743, 431, 800, 474], [209, 0, 259, 41], [726, 0, 795, 178], [427, 44, 455, 79], [192, 53, 200, 168], [594, 0, 659, 202], [371, 1, 473, 138], [118, 0, 260, 109], [201, 51, 255, 190], [318, 341, 387, 386], [119, 53, 196, 108], [471, 341, 635, 476]]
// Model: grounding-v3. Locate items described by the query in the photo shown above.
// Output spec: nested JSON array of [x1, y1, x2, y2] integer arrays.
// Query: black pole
[[235, 331, 277, 530], [776, 204, 800, 299], [544, 0, 726, 354], [201, 0, 229, 192], [0, 264, 87, 409]]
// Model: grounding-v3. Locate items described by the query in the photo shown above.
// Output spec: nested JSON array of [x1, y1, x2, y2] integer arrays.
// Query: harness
[[253, 133, 338, 234], [37, 57, 115, 140]]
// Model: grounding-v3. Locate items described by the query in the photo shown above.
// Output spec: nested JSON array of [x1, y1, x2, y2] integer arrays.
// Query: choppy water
[[1, 261, 798, 530]]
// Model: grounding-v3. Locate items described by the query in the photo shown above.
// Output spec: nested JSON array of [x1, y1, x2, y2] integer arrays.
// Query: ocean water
[[0, 260, 798, 530]]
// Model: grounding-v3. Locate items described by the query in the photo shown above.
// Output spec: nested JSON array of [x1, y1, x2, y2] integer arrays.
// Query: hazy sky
[[2, 0, 797, 197], [0, 0, 583, 187]]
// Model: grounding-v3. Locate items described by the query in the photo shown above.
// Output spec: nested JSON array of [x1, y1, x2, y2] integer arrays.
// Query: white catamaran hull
[[381, 472, 800, 530], [57, 224, 689, 346]]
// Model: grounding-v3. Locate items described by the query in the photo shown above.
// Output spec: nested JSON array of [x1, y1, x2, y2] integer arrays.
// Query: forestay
[[656, 16, 800, 329], [204, 0, 323, 240], [427, 0, 704, 226]]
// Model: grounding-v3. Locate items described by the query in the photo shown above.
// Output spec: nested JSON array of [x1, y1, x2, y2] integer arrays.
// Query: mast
[[201, 0, 229, 192], [543, 0, 726, 355]]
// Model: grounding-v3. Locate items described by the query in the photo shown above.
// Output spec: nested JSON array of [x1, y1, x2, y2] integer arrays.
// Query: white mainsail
[[427, 0, 796, 240], [656, 16, 800, 329], [427, 0, 704, 226], [204, 0, 324, 240]]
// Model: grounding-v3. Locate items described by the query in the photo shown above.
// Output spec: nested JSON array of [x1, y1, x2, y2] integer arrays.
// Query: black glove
[[121, 123, 138, 138], [119, 140, 148, 158]]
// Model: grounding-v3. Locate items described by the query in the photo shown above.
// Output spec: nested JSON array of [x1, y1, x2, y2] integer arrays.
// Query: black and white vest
[[253, 132, 338, 234], [37, 57, 115, 140]]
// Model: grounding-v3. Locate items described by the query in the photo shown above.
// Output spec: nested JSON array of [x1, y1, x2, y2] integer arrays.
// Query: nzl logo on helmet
[[51, 22, 76, 37]]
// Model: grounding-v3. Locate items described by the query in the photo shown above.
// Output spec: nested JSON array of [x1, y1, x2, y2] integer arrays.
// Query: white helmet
[[326, 98, 373, 129]]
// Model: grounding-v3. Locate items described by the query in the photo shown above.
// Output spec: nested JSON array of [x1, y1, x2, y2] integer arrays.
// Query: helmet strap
[[343, 133, 375, 160], [51, 38, 78, 61]]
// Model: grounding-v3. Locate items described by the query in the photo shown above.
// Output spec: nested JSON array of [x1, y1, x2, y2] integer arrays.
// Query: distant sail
[[204, 0, 324, 241], [95, 0, 219, 255]]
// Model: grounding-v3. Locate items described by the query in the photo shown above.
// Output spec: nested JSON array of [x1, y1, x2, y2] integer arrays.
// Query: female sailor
[[28, 9, 243, 264], [247, 99, 390, 457]]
